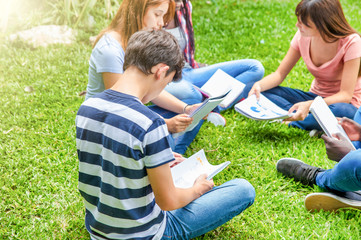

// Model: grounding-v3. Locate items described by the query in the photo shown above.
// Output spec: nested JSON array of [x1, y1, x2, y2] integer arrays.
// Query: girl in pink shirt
[[242, 0, 361, 131]]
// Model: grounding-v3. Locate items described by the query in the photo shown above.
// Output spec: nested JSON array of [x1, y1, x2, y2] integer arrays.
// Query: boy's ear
[[153, 63, 170, 80]]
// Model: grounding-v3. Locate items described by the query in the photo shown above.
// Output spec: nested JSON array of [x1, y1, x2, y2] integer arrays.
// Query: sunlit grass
[[1, 0, 361, 239]]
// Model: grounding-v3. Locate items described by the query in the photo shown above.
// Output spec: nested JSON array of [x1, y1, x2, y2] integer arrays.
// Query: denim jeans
[[316, 149, 361, 192], [156, 59, 264, 154], [161, 179, 255, 239], [241, 85, 357, 131], [352, 107, 361, 149], [165, 59, 265, 112]]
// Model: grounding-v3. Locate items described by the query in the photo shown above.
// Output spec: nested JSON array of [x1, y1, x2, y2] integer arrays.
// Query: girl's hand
[[286, 100, 313, 121], [248, 82, 262, 100]]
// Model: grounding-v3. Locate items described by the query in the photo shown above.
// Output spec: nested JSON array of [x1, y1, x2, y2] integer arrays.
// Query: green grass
[[1, 0, 361, 239]]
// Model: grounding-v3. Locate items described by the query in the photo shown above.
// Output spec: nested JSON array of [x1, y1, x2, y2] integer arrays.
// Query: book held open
[[172, 90, 230, 138], [309, 96, 355, 150], [170, 149, 231, 189]]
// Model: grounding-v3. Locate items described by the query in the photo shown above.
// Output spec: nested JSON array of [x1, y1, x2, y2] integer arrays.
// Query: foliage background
[[1, 0, 361, 239]]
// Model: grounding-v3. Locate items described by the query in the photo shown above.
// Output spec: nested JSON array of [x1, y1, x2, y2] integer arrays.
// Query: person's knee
[[228, 178, 256, 205], [339, 151, 361, 172], [165, 81, 202, 102], [249, 59, 265, 80]]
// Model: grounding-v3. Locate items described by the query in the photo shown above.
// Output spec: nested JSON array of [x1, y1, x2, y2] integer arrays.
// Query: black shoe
[[276, 158, 325, 186]]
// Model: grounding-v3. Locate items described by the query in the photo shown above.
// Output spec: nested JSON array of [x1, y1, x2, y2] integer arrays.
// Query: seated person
[[76, 29, 255, 239], [241, 0, 361, 132], [164, 0, 264, 113], [276, 115, 361, 212], [86, 0, 201, 154]]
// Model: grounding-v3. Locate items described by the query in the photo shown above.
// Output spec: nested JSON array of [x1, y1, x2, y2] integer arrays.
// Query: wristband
[[183, 104, 189, 114]]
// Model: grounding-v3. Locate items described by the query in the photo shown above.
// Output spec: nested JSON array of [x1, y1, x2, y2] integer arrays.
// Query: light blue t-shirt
[[86, 34, 125, 100]]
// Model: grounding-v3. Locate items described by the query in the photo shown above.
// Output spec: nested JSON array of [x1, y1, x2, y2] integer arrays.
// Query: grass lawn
[[1, 0, 361, 239]]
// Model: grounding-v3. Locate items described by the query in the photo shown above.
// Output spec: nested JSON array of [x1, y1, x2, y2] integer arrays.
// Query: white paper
[[172, 91, 229, 138], [310, 96, 355, 150], [234, 94, 293, 120], [170, 149, 231, 189], [200, 69, 245, 108]]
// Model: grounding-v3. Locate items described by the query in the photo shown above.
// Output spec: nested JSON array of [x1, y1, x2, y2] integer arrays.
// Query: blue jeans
[[241, 85, 357, 131], [352, 107, 361, 149], [162, 179, 255, 239], [148, 98, 203, 154], [316, 149, 361, 192], [165, 59, 264, 111], [156, 60, 264, 154]]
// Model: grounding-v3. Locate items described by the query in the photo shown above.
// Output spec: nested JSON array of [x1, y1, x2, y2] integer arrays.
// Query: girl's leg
[[164, 79, 203, 104], [162, 179, 255, 240], [316, 149, 361, 192], [262, 86, 317, 110], [182, 59, 264, 87], [291, 102, 357, 131]]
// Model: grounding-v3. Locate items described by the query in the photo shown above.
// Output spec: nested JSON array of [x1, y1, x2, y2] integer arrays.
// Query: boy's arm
[[147, 164, 214, 211]]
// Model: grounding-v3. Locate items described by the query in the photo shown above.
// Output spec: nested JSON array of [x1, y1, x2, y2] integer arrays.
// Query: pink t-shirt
[[291, 30, 361, 108]]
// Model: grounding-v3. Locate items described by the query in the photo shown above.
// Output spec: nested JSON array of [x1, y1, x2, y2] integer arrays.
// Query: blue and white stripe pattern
[[76, 89, 174, 240]]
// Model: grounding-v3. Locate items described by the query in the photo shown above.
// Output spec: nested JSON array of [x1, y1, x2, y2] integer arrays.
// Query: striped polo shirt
[[76, 89, 174, 240]]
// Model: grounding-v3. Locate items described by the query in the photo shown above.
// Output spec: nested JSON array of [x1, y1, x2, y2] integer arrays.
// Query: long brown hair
[[93, 0, 175, 49], [296, 0, 360, 75]]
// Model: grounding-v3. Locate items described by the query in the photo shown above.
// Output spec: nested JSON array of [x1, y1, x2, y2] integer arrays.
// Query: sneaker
[[206, 112, 226, 127], [305, 192, 361, 212], [276, 158, 325, 186], [309, 129, 322, 137]]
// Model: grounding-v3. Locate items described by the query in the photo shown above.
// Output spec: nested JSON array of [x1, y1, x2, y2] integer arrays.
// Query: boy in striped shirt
[[76, 29, 255, 240]]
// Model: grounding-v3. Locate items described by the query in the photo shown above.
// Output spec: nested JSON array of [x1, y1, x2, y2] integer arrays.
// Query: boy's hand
[[338, 117, 361, 141], [165, 114, 193, 133], [193, 174, 214, 197], [169, 152, 185, 168], [321, 133, 354, 162]]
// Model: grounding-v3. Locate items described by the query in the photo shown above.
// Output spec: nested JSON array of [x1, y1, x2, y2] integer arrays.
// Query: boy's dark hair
[[124, 29, 184, 81]]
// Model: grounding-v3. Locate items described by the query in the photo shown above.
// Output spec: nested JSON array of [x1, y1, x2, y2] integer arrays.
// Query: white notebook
[[170, 149, 231, 188], [234, 94, 293, 120], [172, 90, 230, 138], [310, 96, 355, 150], [200, 69, 245, 108]]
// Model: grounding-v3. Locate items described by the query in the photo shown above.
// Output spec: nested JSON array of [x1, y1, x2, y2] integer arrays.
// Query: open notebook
[[234, 94, 293, 120], [172, 90, 230, 138], [199, 69, 245, 108], [170, 149, 231, 188]]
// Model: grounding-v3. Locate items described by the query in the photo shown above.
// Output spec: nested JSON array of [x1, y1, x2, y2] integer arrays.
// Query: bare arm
[[147, 164, 214, 211], [287, 57, 361, 121], [103, 72, 121, 89], [152, 90, 188, 114], [249, 47, 301, 98], [324, 57, 360, 105]]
